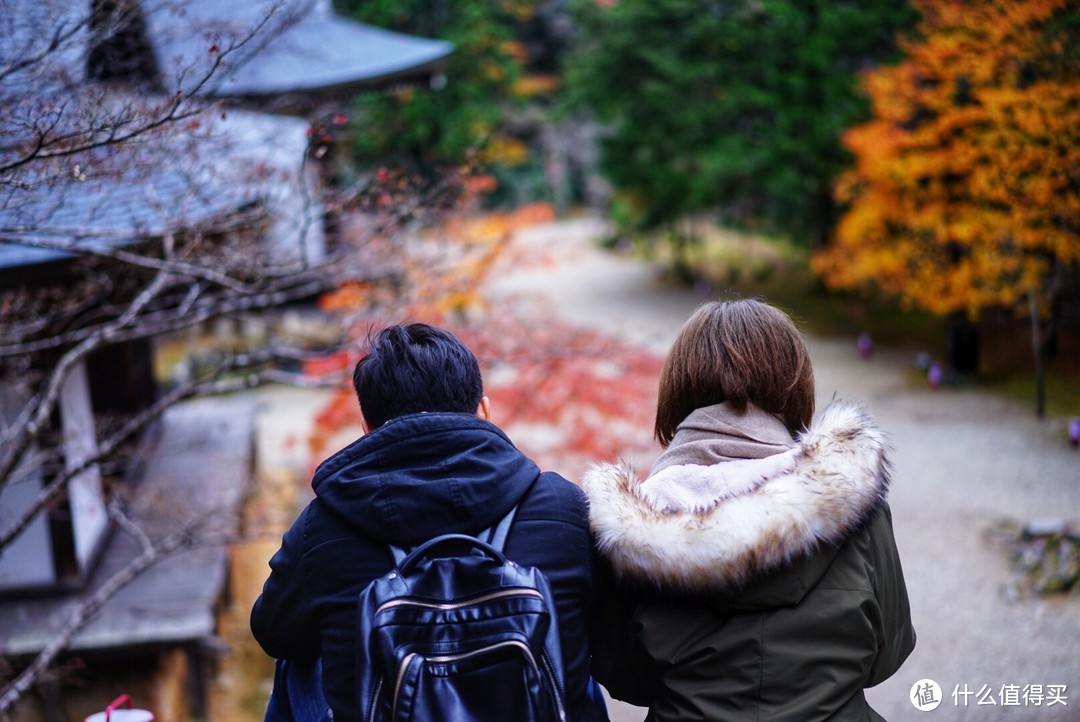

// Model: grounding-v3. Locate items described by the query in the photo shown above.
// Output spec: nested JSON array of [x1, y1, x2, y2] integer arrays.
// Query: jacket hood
[[583, 401, 891, 598], [311, 412, 540, 546]]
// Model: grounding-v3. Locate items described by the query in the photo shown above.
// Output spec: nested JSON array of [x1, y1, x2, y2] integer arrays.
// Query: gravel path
[[488, 217, 1080, 722]]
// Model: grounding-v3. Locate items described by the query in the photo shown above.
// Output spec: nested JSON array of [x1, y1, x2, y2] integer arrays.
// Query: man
[[251, 323, 604, 721]]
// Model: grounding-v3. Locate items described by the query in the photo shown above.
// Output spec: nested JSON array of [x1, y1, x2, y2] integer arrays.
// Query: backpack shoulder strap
[[388, 542, 408, 566], [484, 503, 518, 552]]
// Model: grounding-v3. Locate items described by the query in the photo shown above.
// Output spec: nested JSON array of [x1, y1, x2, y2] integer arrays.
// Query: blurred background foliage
[[564, 0, 918, 248], [330, 0, 1077, 403]]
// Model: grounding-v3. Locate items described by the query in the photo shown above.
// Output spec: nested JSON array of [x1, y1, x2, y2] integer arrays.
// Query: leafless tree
[[0, 0, 464, 713]]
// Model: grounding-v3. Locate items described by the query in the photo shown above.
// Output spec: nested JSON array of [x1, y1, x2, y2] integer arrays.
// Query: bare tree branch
[[0, 5, 283, 178], [0, 508, 215, 718], [0, 212, 273, 294], [0, 2, 470, 710], [0, 341, 345, 554], [0, 269, 172, 489], [0, 2, 139, 84], [0, 164, 461, 360]]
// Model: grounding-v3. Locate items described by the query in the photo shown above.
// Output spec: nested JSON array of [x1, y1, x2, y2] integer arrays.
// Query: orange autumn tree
[[308, 206, 664, 479], [813, 0, 1080, 382]]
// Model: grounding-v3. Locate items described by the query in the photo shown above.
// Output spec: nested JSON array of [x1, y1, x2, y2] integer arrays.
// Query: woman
[[583, 299, 915, 721]]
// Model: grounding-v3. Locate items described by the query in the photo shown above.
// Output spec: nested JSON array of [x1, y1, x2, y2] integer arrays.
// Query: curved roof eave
[[148, 3, 454, 99], [209, 16, 454, 97]]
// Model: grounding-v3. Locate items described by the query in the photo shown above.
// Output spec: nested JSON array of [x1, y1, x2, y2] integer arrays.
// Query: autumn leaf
[[813, 0, 1080, 319], [306, 205, 663, 480]]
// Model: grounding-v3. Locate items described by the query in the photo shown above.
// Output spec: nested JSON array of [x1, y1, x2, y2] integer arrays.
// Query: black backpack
[[354, 506, 568, 722]]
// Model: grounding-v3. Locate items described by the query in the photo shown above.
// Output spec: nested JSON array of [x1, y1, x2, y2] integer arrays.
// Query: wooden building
[[0, 1, 451, 718]]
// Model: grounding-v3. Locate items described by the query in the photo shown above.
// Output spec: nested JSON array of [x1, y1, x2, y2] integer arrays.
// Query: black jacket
[[251, 412, 601, 721]]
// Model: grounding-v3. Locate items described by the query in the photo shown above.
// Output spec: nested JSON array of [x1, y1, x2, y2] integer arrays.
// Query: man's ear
[[477, 395, 491, 421], [361, 413, 373, 435]]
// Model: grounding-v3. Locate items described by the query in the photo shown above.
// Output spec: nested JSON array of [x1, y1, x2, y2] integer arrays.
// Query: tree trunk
[[947, 313, 980, 377], [1029, 293, 1046, 418], [814, 179, 835, 249], [668, 221, 696, 285]]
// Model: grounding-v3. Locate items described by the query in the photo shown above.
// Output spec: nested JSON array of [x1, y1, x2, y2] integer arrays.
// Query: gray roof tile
[[1, 0, 452, 271], [144, 0, 453, 97]]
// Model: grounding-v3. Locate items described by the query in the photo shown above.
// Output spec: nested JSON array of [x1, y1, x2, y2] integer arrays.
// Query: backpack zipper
[[377, 588, 566, 721], [365, 677, 383, 722], [390, 652, 419, 721], [391, 641, 557, 720], [375, 587, 543, 614], [541, 651, 568, 722]]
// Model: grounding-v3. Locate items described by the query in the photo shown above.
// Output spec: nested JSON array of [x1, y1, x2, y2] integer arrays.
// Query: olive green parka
[[583, 401, 915, 721]]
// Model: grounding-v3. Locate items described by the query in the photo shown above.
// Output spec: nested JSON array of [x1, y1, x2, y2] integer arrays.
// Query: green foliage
[[337, 0, 529, 168], [565, 0, 917, 245], [637, 220, 946, 351]]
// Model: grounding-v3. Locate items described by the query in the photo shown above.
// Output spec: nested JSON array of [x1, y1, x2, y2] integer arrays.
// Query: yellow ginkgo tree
[[813, 0, 1079, 407]]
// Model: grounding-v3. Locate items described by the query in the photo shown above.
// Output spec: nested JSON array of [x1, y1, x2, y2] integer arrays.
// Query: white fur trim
[[640, 448, 799, 513], [582, 401, 891, 592]]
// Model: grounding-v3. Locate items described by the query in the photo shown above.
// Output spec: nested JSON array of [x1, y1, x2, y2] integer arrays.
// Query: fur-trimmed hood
[[582, 401, 891, 593]]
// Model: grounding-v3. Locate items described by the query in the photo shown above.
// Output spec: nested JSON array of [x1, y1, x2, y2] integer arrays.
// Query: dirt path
[[488, 217, 1080, 722]]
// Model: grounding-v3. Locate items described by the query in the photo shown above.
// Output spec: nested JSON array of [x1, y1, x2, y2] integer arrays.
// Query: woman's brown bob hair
[[655, 299, 815, 446]]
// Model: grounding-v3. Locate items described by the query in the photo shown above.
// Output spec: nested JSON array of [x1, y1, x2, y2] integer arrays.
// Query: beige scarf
[[638, 402, 799, 514], [650, 401, 796, 475]]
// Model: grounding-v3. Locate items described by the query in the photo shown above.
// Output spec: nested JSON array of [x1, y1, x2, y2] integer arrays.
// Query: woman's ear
[[477, 395, 491, 421]]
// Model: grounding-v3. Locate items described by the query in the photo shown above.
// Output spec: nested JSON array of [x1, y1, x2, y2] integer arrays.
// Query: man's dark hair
[[353, 323, 484, 429]]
